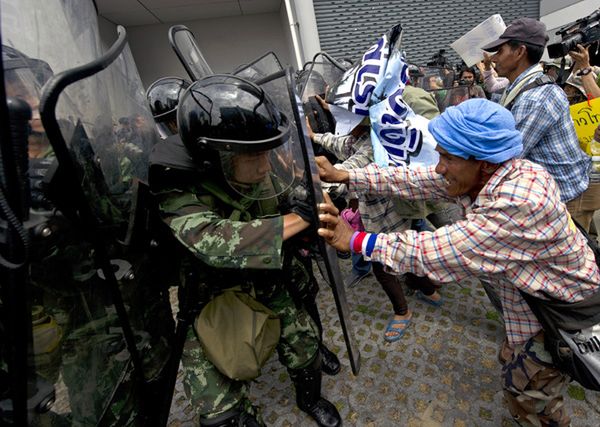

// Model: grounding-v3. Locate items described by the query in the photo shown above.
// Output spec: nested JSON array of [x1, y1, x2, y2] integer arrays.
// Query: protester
[[483, 17, 591, 205], [308, 124, 444, 343], [476, 51, 509, 95], [316, 98, 600, 427], [563, 43, 600, 232]]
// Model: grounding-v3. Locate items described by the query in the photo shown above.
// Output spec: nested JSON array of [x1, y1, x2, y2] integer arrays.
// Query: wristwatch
[[577, 67, 593, 77]]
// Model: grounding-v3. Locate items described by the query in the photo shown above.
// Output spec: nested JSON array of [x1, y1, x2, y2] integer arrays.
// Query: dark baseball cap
[[482, 17, 549, 52]]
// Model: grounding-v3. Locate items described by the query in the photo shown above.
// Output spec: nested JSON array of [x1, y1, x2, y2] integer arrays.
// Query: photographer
[[453, 66, 486, 99], [568, 43, 600, 99]]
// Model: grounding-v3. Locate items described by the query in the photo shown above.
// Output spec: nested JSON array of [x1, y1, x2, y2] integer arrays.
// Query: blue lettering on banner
[[350, 35, 388, 115], [372, 84, 422, 165], [353, 65, 380, 105]]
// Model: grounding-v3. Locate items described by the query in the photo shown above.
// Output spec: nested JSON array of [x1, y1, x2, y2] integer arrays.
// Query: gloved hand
[[29, 157, 55, 210], [288, 182, 315, 224]]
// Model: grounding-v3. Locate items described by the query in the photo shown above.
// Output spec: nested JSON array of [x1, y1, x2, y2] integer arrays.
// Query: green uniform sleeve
[[158, 189, 285, 270]]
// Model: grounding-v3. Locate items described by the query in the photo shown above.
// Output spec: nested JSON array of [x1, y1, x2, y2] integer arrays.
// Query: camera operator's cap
[[481, 17, 549, 52]]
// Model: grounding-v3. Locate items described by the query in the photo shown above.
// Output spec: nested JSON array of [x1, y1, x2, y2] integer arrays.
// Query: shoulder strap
[[505, 75, 555, 111], [519, 218, 600, 331]]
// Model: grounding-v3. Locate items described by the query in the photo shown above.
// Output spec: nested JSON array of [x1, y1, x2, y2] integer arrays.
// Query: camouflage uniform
[[155, 175, 320, 422], [500, 333, 571, 427], [27, 148, 173, 426]]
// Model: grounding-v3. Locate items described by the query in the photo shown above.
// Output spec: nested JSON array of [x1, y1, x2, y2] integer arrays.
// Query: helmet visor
[[154, 117, 177, 139], [220, 138, 295, 200], [4, 67, 45, 133]]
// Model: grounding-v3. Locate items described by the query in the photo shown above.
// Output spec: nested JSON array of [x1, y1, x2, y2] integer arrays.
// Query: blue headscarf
[[428, 99, 523, 163]]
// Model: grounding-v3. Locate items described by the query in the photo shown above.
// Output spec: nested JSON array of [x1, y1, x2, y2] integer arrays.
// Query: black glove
[[288, 183, 315, 224], [29, 157, 55, 210]]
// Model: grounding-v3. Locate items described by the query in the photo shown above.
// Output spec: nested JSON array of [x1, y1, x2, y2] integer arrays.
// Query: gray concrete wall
[[125, 12, 292, 88], [98, 15, 118, 53], [540, 0, 599, 45]]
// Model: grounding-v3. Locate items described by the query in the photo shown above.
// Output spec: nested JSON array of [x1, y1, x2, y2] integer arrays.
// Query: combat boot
[[289, 353, 342, 427], [320, 343, 341, 376], [199, 405, 262, 427]]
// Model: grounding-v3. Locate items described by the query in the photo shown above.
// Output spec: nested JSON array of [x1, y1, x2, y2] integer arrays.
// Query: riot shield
[[297, 52, 349, 140], [413, 65, 455, 91], [299, 51, 349, 102], [428, 86, 475, 113], [257, 68, 361, 375], [0, 0, 173, 425], [168, 25, 213, 81], [232, 51, 283, 82]]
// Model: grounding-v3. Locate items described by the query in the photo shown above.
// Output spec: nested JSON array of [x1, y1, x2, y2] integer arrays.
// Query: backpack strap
[[505, 75, 555, 111]]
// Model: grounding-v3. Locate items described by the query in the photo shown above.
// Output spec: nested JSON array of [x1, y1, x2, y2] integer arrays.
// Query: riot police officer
[[149, 75, 342, 427], [146, 76, 191, 138]]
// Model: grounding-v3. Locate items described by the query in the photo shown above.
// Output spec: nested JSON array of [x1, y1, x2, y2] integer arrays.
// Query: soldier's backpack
[[194, 287, 280, 381]]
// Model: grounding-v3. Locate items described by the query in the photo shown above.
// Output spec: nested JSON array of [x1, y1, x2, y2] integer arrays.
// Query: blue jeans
[[351, 252, 371, 276]]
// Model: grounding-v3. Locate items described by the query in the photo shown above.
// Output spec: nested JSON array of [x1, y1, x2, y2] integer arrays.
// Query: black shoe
[[199, 404, 263, 427], [320, 344, 341, 376], [300, 398, 341, 427], [289, 353, 342, 427]]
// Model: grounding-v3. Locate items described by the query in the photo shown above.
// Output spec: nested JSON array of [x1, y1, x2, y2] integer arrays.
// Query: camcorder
[[427, 49, 449, 67], [547, 8, 600, 58]]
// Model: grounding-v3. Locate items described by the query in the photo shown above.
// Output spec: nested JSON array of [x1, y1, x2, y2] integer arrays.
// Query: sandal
[[384, 317, 412, 343], [415, 290, 444, 307]]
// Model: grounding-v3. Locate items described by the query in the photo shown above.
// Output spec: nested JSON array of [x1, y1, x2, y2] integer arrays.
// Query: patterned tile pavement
[[168, 258, 600, 426]]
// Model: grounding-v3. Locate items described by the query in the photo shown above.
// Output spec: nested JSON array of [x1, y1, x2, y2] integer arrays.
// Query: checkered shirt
[[349, 160, 600, 344], [507, 66, 591, 202], [314, 132, 414, 233]]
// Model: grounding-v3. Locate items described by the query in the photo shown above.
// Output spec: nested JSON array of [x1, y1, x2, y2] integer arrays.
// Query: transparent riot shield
[[428, 86, 474, 113], [297, 52, 349, 140], [415, 65, 456, 91], [232, 51, 283, 82], [0, 0, 174, 425], [299, 52, 349, 102], [257, 68, 361, 375], [168, 25, 213, 81]]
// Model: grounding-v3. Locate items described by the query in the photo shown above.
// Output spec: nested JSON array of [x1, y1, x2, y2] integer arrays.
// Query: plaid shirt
[[506, 65, 591, 202], [349, 160, 600, 344], [314, 132, 416, 233]]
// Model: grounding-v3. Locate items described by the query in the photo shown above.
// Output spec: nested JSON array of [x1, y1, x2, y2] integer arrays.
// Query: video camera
[[427, 49, 449, 67], [547, 8, 600, 58]]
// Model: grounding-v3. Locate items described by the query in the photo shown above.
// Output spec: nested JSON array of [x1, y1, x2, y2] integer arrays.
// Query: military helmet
[[177, 74, 294, 200], [145, 76, 190, 137], [3, 45, 53, 87], [2, 45, 53, 136]]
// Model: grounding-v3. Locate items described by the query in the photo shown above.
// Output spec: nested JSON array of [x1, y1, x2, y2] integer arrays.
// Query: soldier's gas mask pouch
[[194, 287, 280, 380]]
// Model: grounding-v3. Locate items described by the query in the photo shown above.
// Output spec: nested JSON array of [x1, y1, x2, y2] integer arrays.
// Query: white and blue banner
[[327, 25, 438, 168]]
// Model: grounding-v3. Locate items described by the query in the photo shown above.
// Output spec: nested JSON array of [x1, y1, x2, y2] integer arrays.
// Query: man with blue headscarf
[[316, 98, 600, 427]]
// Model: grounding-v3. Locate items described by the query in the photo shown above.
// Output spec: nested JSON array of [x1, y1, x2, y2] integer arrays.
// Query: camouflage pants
[[501, 333, 571, 427], [182, 283, 320, 421]]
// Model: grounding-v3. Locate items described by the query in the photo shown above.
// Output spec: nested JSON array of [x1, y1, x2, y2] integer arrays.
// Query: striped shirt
[[349, 160, 600, 344], [504, 65, 590, 202]]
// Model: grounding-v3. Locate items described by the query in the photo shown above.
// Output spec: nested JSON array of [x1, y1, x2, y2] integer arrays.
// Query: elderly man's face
[[434, 146, 483, 199]]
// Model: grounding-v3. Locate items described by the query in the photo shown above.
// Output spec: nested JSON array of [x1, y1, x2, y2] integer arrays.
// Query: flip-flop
[[384, 318, 411, 343], [415, 290, 444, 307]]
